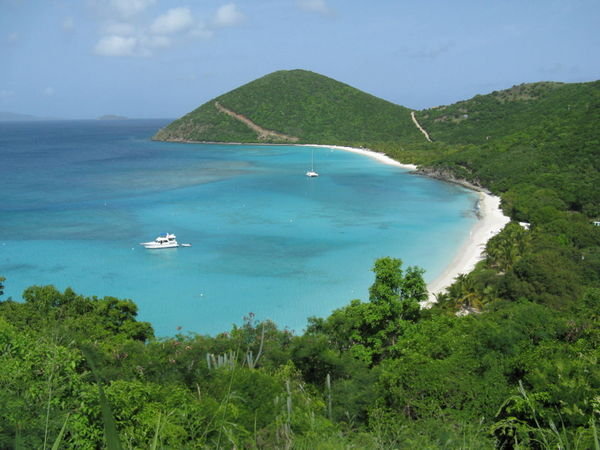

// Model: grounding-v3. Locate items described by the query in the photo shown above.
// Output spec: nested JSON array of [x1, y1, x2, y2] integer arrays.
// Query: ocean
[[0, 120, 477, 336]]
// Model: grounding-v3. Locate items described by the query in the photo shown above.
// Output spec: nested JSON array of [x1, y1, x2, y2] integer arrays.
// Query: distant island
[[97, 114, 128, 120], [0, 111, 51, 121]]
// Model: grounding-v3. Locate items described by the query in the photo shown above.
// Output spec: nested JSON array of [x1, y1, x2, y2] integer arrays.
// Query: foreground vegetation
[[2, 73, 599, 448], [1, 261, 598, 448], [2, 223, 598, 447]]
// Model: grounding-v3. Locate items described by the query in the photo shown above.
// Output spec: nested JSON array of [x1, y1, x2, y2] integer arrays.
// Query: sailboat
[[305, 148, 319, 177]]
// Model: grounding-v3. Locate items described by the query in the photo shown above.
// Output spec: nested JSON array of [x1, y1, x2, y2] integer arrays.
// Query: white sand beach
[[302, 144, 418, 171], [302, 144, 510, 305], [423, 192, 510, 305]]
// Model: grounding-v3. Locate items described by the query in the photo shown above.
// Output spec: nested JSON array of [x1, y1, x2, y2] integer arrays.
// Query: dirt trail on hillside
[[411, 111, 432, 142], [214, 102, 299, 142]]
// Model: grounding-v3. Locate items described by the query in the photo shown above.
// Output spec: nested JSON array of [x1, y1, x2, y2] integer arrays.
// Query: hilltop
[[153, 69, 423, 145]]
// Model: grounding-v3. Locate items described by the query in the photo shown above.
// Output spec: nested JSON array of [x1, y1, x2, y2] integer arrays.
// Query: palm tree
[[447, 274, 484, 312], [485, 222, 532, 272]]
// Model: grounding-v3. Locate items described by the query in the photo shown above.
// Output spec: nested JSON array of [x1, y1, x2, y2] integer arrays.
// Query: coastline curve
[[300, 144, 510, 305], [157, 138, 510, 306]]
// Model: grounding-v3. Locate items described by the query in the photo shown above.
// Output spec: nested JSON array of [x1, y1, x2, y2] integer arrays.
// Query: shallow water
[[0, 120, 477, 336]]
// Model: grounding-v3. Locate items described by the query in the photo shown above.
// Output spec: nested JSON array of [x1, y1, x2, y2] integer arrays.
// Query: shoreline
[[302, 143, 510, 304], [422, 192, 509, 305], [159, 139, 510, 303], [300, 144, 419, 171]]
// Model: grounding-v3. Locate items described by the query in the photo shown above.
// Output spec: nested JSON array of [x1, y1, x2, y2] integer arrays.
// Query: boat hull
[[140, 242, 179, 249]]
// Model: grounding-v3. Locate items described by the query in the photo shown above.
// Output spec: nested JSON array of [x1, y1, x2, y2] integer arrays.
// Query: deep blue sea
[[0, 120, 477, 336]]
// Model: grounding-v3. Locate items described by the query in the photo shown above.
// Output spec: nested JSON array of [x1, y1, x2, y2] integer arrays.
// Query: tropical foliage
[[1, 263, 598, 448], [414, 80, 600, 216]]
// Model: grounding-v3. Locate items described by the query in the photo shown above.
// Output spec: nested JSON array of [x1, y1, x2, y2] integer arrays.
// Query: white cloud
[[150, 7, 194, 34], [43, 87, 55, 96], [91, 3, 244, 57], [94, 35, 137, 56], [297, 0, 332, 16], [108, 0, 156, 18], [213, 4, 245, 28], [7, 32, 18, 42], [94, 31, 171, 58]]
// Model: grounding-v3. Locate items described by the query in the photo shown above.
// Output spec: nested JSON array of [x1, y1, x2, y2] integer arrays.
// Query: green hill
[[153, 69, 424, 145], [415, 80, 599, 145], [411, 80, 600, 216]]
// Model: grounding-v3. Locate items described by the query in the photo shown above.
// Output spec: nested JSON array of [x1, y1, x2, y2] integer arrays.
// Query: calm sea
[[0, 120, 477, 336]]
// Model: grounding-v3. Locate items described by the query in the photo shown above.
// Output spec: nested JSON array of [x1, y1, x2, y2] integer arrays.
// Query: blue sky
[[1, 0, 599, 119]]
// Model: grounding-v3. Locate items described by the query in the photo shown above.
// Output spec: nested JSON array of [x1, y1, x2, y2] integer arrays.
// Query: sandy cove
[[302, 144, 418, 171], [423, 192, 510, 305], [301, 144, 510, 305]]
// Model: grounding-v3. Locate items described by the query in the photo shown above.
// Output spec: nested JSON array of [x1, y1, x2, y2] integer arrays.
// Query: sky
[[1, 0, 599, 119]]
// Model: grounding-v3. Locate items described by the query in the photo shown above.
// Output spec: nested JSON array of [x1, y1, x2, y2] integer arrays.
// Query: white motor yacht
[[140, 233, 179, 249]]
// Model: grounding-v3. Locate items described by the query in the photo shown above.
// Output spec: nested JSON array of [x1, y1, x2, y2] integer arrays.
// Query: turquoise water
[[0, 120, 477, 336]]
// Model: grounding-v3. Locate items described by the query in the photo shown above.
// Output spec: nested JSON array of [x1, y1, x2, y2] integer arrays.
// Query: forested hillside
[[2, 73, 599, 448], [414, 80, 600, 217], [153, 69, 423, 145]]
